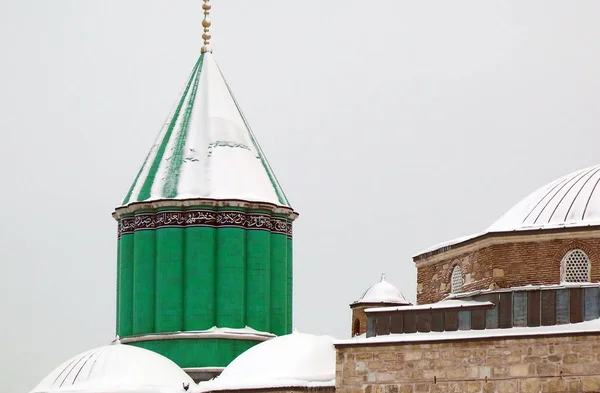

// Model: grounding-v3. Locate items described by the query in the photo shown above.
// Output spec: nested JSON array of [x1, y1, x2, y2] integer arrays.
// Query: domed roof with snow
[[416, 164, 600, 257], [488, 164, 600, 232], [30, 342, 194, 393], [199, 332, 335, 391], [355, 275, 411, 305]]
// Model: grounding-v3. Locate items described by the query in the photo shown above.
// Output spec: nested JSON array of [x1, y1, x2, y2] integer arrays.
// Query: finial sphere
[[201, 0, 212, 53]]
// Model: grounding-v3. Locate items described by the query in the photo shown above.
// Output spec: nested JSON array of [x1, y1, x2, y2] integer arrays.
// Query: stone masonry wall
[[205, 387, 335, 393], [415, 231, 600, 304], [335, 333, 600, 393]]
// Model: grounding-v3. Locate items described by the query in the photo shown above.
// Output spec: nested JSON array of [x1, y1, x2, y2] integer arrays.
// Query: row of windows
[[450, 249, 592, 294]]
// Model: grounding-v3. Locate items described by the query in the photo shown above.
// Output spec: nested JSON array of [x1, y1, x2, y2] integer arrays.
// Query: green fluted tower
[[113, 9, 297, 381]]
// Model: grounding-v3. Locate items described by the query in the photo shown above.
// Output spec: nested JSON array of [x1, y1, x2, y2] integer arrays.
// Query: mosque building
[[29, 3, 600, 393]]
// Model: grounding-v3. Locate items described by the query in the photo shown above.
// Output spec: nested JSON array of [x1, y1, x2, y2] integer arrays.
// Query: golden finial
[[201, 0, 212, 53]]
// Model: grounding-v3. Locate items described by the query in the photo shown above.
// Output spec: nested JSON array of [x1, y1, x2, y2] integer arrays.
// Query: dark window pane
[[527, 291, 541, 327], [541, 290, 556, 326]]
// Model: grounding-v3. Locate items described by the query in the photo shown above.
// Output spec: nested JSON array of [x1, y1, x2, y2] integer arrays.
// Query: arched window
[[451, 266, 463, 294], [352, 319, 360, 336], [561, 249, 591, 283]]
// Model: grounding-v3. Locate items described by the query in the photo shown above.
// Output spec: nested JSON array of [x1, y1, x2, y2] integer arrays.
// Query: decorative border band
[[118, 210, 292, 239], [120, 330, 275, 344]]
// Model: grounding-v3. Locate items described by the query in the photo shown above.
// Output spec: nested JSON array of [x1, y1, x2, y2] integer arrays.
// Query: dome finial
[[381, 273, 386, 281], [201, 0, 213, 53]]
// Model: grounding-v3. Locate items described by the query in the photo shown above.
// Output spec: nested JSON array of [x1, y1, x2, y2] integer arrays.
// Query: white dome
[[488, 164, 600, 232], [30, 342, 195, 393], [200, 332, 335, 391], [356, 275, 411, 305]]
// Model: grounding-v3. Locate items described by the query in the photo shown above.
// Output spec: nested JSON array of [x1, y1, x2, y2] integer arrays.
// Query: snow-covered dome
[[199, 332, 335, 391], [30, 342, 195, 393], [355, 275, 411, 305], [488, 164, 600, 232]]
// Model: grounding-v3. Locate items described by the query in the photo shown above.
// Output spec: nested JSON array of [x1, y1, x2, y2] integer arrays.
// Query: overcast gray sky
[[1, 1, 600, 392]]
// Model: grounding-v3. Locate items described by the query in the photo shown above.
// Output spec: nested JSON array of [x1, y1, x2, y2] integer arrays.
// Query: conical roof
[[120, 52, 290, 209]]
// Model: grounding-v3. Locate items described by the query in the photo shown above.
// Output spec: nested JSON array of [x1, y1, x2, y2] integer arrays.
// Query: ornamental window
[[451, 266, 464, 294], [561, 249, 591, 283]]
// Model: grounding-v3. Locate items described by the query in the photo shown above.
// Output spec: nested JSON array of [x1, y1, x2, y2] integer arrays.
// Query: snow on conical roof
[[488, 164, 600, 232], [199, 332, 335, 391], [30, 342, 195, 393], [355, 274, 411, 305], [120, 51, 290, 209]]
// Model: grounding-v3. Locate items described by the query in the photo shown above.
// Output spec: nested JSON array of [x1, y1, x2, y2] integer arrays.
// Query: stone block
[[493, 366, 508, 377], [377, 352, 399, 362], [414, 383, 429, 392], [377, 372, 396, 382], [567, 379, 581, 392], [547, 355, 562, 363], [493, 268, 505, 278], [562, 354, 578, 364], [580, 354, 594, 363], [479, 367, 491, 378], [424, 351, 440, 359], [509, 364, 530, 377], [466, 381, 482, 393], [385, 384, 400, 393], [369, 361, 384, 370], [486, 357, 504, 366], [583, 377, 600, 392], [519, 378, 540, 393], [405, 352, 423, 361], [430, 383, 448, 393], [542, 379, 566, 392], [536, 363, 558, 376], [446, 368, 467, 379], [357, 353, 374, 360], [496, 380, 518, 393], [482, 381, 496, 393]]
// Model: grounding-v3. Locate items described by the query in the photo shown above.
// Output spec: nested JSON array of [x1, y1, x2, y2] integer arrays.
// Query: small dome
[[356, 275, 411, 305], [30, 342, 195, 393], [200, 332, 335, 391], [488, 164, 600, 232]]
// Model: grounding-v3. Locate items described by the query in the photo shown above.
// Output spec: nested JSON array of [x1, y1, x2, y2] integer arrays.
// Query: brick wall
[[335, 333, 600, 393], [414, 230, 600, 304]]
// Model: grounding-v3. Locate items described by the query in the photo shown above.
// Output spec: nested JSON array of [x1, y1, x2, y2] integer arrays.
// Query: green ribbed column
[[184, 226, 216, 330], [287, 236, 293, 333], [133, 227, 156, 334], [216, 227, 246, 328], [246, 229, 271, 332], [116, 234, 121, 333], [117, 231, 134, 337], [155, 226, 184, 332], [270, 232, 288, 336]]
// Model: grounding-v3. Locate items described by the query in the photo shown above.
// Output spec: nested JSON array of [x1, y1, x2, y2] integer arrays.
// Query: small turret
[[349, 274, 411, 336]]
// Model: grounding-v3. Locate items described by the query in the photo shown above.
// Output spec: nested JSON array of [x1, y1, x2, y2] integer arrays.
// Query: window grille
[[451, 266, 463, 294], [561, 249, 590, 283]]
